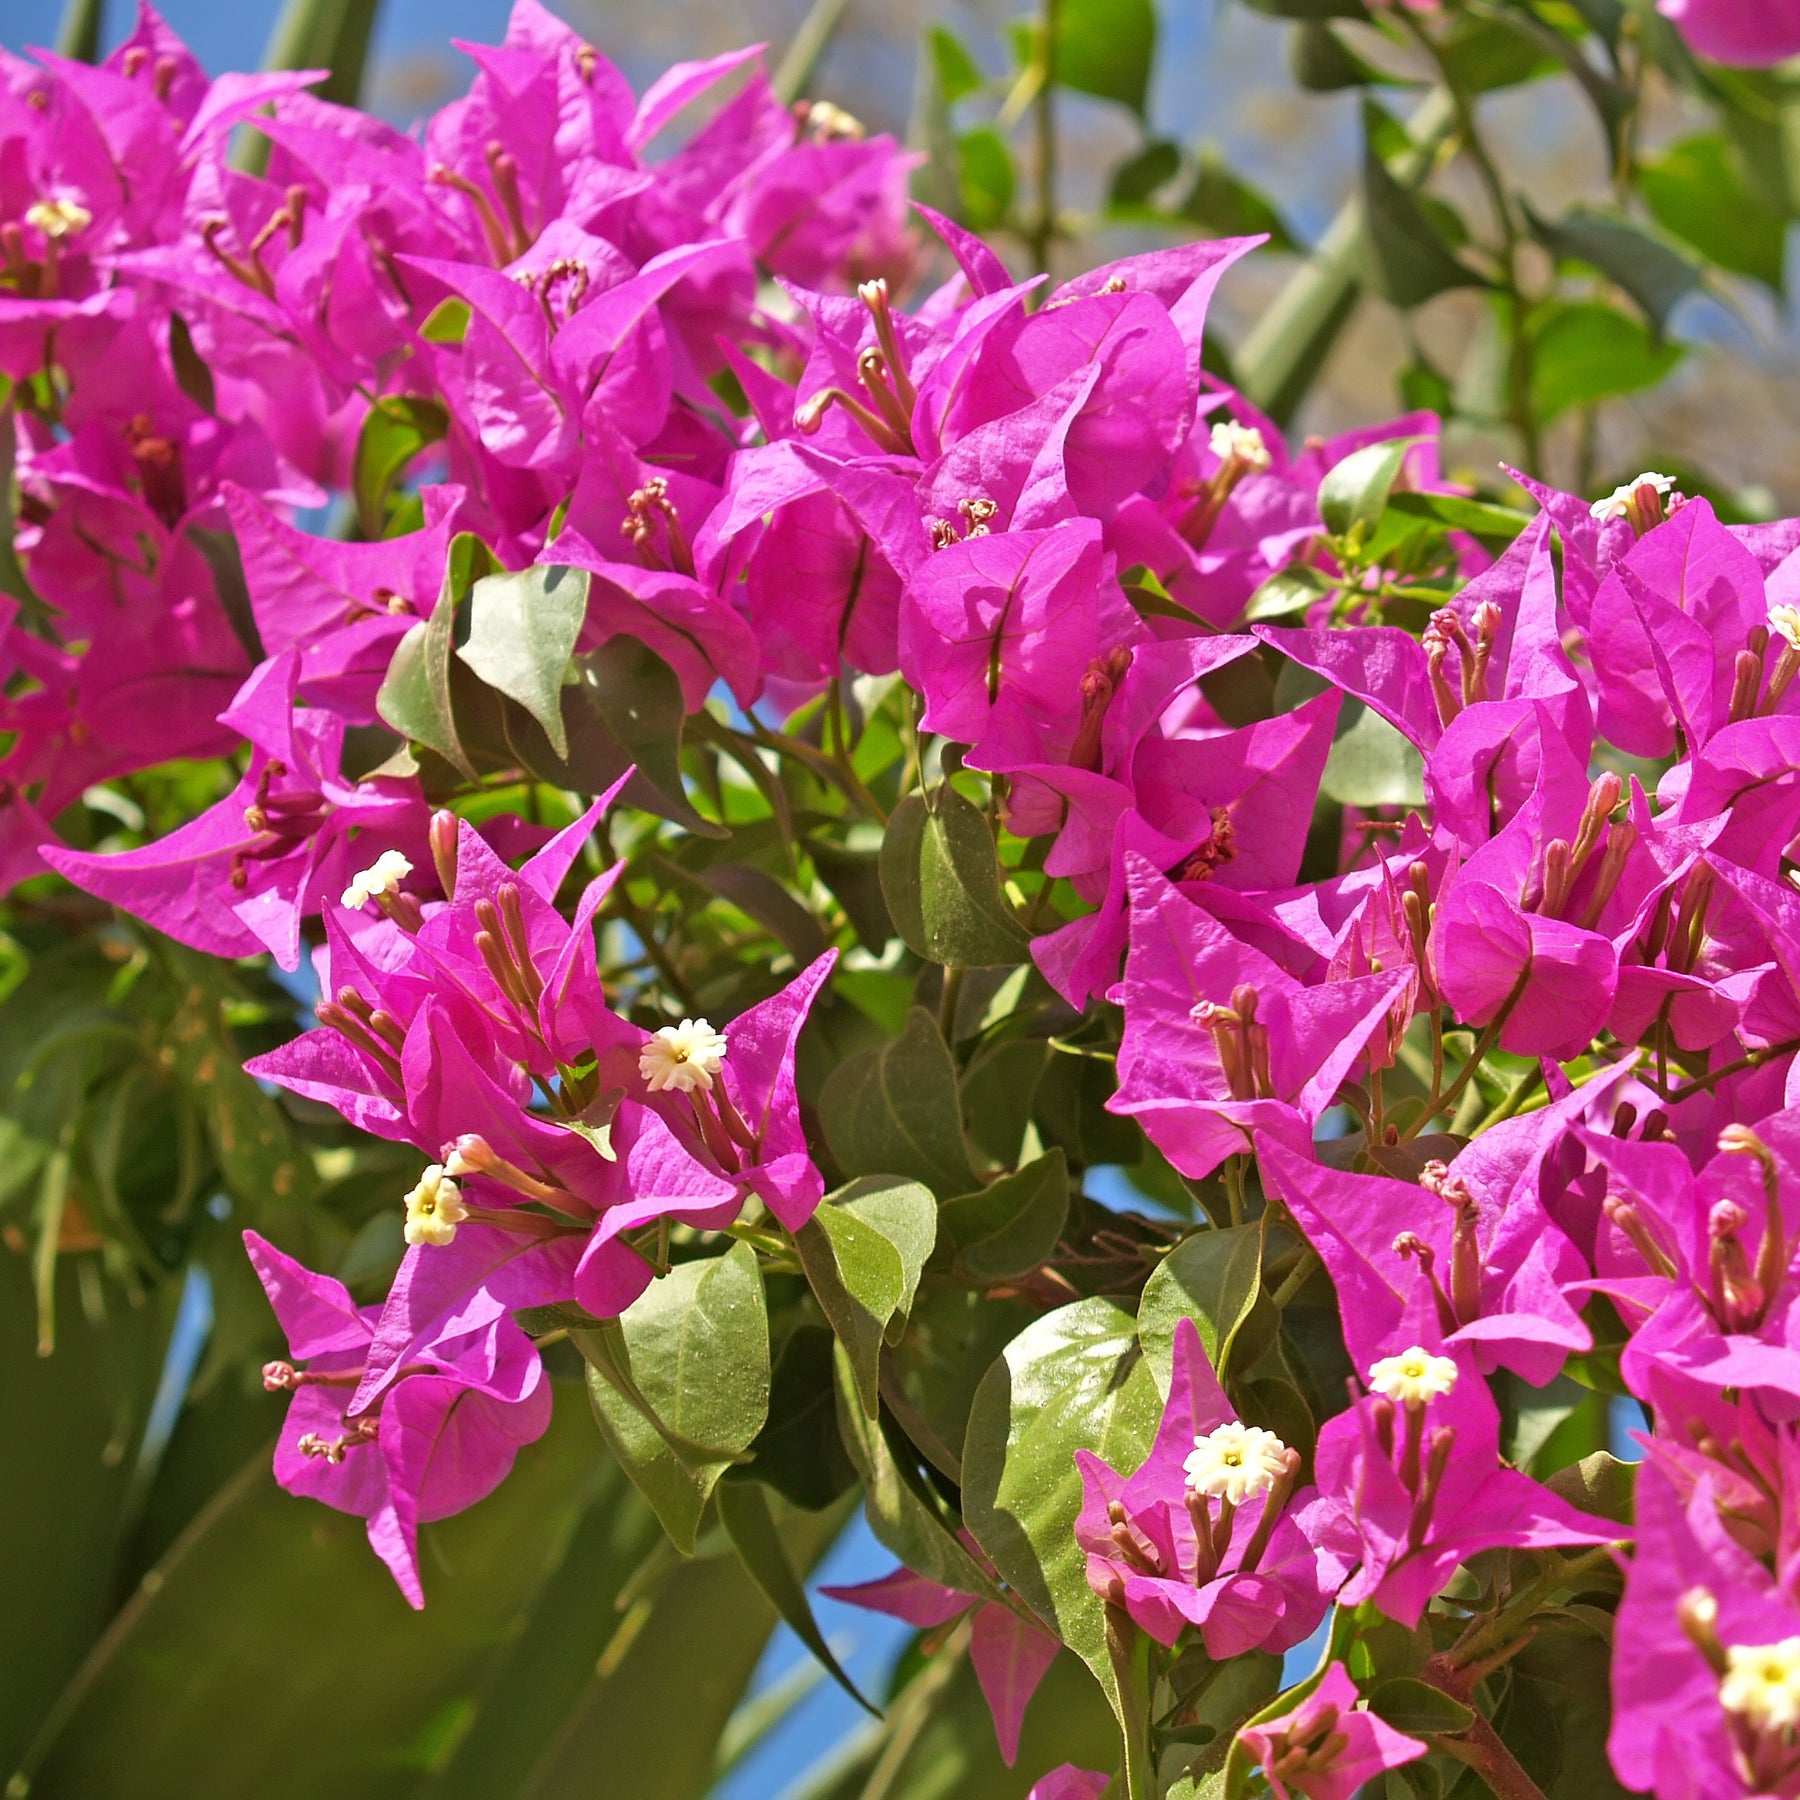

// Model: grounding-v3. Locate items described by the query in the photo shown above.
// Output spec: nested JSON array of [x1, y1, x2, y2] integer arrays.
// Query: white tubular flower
[[1368, 1346, 1459, 1407], [403, 1164, 467, 1247], [1210, 419, 1272, 473], [1721, 1638, 1800, 1733], [1589, 471, 1674, 522], [26, 197, 92, 239], [640, 1019, 729, 1094], [341, 849, 414, 911], [1183, 1421, 1291, 1506], [1770, 604, 1800, 652]]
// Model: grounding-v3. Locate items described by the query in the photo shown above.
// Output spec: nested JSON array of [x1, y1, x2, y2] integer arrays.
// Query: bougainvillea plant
[[13, 1, 1800, 1797]]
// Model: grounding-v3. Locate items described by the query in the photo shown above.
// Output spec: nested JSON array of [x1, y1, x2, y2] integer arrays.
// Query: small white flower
[[1721, 1638, 1800, 1733], [402, 1163, 467, 1247], [1770, 604, 1800, 653], [1210, 419, 1272, 474], [25, 197, 92, 239], [341, 849, 413, 911], [1368, 1346, 1459, 1407], [1589, 471, 1674, 522], [640, 1019, 729, 1094], [1183, 1421, 1291, 1506]]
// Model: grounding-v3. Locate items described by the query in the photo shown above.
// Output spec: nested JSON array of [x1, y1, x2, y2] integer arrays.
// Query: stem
[[771, 0, 851, 105], [1223, 1154, 1247, 1227], [1406, 964, 1532, 1139], [1235, 89, 1456, 424], [1437, 1711, 1553, 1800], [1028, 0, 1059, 278], [1392, 8, 1540, 470], [1268, 1247, 1320, 1313], [1450, 1545, 1619, 1671], [827, 681, 890, 825], [1641, 1036, 1800, 1106], [938, 965, 965, 1042], [1478, 1059, 1544, 1130], [1106, 1603, 1157, 1800], [858, 1618, 971, 1800]]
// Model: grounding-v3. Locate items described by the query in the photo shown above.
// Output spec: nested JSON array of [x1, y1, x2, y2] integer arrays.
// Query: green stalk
[[773, 0, 852, 106], [1235, 88, 1456, 426], [235, 0, 381, 174], [56, 0, 104, 63]]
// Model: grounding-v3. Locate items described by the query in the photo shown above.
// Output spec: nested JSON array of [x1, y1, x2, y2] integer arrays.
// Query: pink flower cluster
[[16, 8, 1800, 1793]]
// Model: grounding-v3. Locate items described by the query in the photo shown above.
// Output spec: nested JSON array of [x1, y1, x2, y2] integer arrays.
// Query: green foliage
[[963, 1299, 1162, 1723], [819, 1009, 978, 1198], [577, 1244, 770, 1552], [797, 1175, 936, 1417], [880, 784, 1031, 968]]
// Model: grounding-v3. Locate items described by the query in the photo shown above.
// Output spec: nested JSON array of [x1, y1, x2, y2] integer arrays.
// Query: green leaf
[[1177, 150, 1298, 251], [576, 1244, 770, 1552], [16, 1392, 602, 1799], [500, 1498, 846, 1800], [1360, 100, 1486, 308], [880, 786, 1031, 969], [883, 1286, 1040, 1482], [1384, 490, 1533, 545], [1524, 203, 1701, 334], [1109, 140, 1182, 211], [963, 1298, 1162, 1725], [421, 297, 471, 345], [833, 1345, 1005, 1604], [352, 395, 448, 538], [958, 126, 1015, 232], [1051, 0, 1156, 116], [1640, 132, 1787, 293], [1138, 1224, 1263, 1392], [736, 1324, 858, 1511], [927, 25, 984, 103], [1544, 1450, 1635, 1526], [0, 1255, 175, 1777], [408, 1450, 663, 1799], [717, 1480, 876, 1713], [820, 1007, 978, 1198], [936, 1149, 1070, 1284], [1245, 564, 1335, 623], [507, 636, 725, 836], [1291, 20, 1385, 90], [457, 564, 589, 760], [1440, 14, 1560, 94], [378, 532, 495, 781], [1318, 436, 1420, 538], [1526, 302, 1683, 422], [1236, 0, 1368, 17], [797, 1175, 937, 1417], [1364, 1675, 1475, 1735], [1321, 702, 1426, 807]]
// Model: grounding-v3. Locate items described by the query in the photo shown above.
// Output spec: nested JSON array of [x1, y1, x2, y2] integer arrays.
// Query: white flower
[[25, 197, 91, 239], [1770, 604, 1800, 653], [1721, 1638, 1800, 1733], [1183, 1422, 1291, 1506], [402, 1164, 467, 1247], [341, 849, 413, 911], [640, 1019, 729, 1094], [1210, 419, 1272, 474], [1368, 1346, 1459, 1407], [1589, 471, 1674, 522]]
